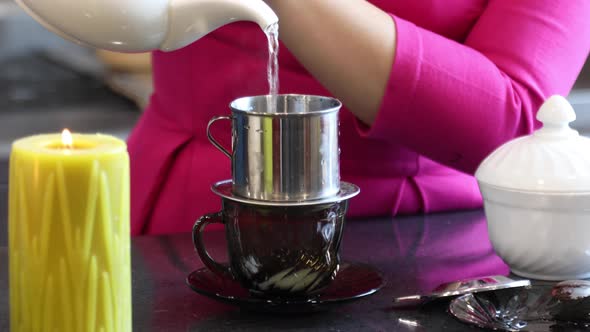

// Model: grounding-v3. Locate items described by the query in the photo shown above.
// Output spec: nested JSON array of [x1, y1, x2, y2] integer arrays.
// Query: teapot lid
[[475, 95, 590, 193]]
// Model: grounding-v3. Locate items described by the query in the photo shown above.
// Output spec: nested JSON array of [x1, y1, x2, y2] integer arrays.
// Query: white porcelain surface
[[476, 95, 590, 193], [162, 0, 278, 51], [480, 183, 590, 280], [15, 0, 278, 52]]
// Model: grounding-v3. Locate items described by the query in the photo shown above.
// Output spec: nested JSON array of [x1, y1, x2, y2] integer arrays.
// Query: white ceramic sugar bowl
[[475, 95, 590, 281]]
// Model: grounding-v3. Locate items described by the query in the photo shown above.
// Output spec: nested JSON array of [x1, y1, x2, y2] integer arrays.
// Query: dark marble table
[[1, 209, 518, 331]]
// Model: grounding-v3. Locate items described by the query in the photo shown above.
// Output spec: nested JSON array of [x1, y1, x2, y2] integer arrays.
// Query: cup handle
[[192, 212, 233, 278], [207, 115, 232, 158]]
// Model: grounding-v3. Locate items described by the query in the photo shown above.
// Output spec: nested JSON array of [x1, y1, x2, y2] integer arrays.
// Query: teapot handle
[[207, 116, 232, 158]]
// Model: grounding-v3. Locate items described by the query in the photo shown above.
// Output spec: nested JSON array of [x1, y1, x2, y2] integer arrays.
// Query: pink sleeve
[[358, 0, 590, 174]]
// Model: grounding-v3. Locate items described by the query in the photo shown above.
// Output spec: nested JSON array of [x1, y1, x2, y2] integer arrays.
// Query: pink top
[[128, 0, 590, 235]]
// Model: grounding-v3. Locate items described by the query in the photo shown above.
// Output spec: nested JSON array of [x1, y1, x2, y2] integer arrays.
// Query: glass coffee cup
[[192, 180, 359, 298]]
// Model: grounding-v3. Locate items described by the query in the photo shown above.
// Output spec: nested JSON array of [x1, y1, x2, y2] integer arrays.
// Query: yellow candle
[[9, 130, 131, 332]]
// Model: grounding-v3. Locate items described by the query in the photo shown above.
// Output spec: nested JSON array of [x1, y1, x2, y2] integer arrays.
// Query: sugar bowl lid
[[475, 95, 590, 193]]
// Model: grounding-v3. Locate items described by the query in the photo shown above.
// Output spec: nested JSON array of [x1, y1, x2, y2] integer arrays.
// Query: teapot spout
[[161, 0, 278, 51]]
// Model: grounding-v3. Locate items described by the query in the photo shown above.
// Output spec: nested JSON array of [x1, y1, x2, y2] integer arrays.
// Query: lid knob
[[537, 95, 576, 125], [535, 95, 577, 137]]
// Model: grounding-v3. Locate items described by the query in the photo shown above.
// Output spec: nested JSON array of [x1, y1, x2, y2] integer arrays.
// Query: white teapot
[[15, 0, 278, 52]]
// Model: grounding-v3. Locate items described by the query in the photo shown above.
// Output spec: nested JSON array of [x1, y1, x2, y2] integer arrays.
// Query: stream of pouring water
[[262, 23, 280, 190], [265, 22, 280, 113]]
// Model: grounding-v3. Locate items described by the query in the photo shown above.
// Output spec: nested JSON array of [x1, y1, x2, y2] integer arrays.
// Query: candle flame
[[62, 129, 73, 148]]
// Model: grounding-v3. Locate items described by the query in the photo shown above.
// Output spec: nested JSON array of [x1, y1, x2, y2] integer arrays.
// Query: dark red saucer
[[186, 262, 385, 313]]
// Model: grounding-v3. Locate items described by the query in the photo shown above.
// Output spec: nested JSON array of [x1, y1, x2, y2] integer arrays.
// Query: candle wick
[[62, 129, 74, 149]]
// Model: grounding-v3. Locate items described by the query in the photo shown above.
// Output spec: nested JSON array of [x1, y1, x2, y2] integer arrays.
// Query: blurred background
[[0, 0, 588, 242]]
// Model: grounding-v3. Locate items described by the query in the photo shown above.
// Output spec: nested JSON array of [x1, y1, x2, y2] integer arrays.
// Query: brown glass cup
[[193, 198, 349, 299]]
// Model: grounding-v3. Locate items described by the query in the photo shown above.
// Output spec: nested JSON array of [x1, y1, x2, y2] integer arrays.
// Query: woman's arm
[[267, 0, 590, 173], [265, 0, 396, 126]]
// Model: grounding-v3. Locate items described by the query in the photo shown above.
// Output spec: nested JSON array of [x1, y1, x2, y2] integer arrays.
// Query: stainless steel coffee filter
[[208, 94, 341, 202]]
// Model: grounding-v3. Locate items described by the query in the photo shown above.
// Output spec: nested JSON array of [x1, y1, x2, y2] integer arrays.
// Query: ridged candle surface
[[9, 133, 131, 332]]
